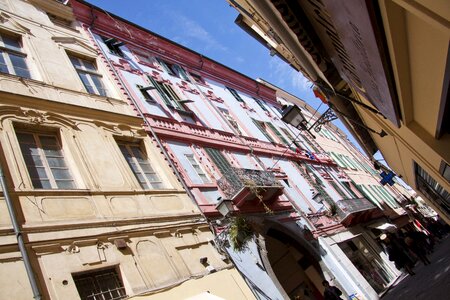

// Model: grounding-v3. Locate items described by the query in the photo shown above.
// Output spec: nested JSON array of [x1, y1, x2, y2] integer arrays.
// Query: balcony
[[217, 168, 284, 207], [336, 198, 383, 226]]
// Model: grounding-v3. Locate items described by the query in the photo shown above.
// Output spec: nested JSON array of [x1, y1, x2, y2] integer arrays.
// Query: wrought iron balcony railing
[[335, 198, 382, 226], [217, 168, 283, 205]]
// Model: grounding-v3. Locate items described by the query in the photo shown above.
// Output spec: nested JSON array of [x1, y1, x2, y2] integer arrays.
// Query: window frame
[[117, 141, 164, 190], [184, 153, 211, 184], [72, 266, 127, 300], [0, 32, 31, 78], [69, 54, 107, 97], [218, 108, 244, 135], [16, 129, 76, 190]]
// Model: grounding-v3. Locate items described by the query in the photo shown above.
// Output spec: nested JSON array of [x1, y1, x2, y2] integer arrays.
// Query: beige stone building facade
[[0, 1, 254, 299]]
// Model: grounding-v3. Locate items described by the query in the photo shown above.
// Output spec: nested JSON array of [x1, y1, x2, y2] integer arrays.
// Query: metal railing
[[335, 198, 377, 220], [217, 168, 282, 199]]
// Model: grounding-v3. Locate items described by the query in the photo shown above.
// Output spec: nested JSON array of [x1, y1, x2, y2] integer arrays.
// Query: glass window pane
[[82, 60, 96, 71], [50, 168, 73, 180], [32, 179, 51, 189], [55, 180, 76, 189], [9, 53, 30, 78], [69, 56, 82, 68], [2, 35, 21, 51], [0, 52, 9, 73], [46, 156, 68, 168], [78, 72, 95, 94], [91, 75, 107, 96]]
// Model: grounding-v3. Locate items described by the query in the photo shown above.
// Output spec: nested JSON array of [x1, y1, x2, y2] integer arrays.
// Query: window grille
[[73, 268, 126, 300]]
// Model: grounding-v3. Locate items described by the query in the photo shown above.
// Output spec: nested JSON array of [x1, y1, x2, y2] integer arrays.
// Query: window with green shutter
[[266, 122, 289, 145], [204, 148, 240, 188], [147, 75, 186, 111], [251, 118, 275, 142], [329, 181, 347, 199], [226, 87, 245, 103], [253, 97, 269, 112], [204, 148, 232, 174]]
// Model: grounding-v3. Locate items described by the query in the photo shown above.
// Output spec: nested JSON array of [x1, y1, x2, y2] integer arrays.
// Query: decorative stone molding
[[28, 0, 75, 21], [0, 12, 32, 34], [0, 106, 78, 130], [52, 36, 98, 57], [177, 81, 199, 95]]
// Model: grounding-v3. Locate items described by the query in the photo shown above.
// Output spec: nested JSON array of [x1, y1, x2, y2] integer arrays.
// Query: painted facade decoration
[[0, 1, 253, 300], [226, 0, 450, 224], [67, 1, 422, 299], [0, 1, 432, 300]]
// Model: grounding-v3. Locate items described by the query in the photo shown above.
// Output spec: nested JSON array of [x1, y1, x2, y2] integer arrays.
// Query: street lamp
[[281, 105, 308, 130], [216, 197, 234, 217]]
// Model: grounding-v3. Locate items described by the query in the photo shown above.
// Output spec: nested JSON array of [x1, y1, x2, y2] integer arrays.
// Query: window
[[136, 84, 155, 102], [0, 33, 30, 78], [147, 76, 187, 111], [185, 154, 210, 183], [118, 142, 164, 189], [226, 87, 245, 103], [415, 163, 450, 216], [156, 58, 190, 81], [69, 55, 107, 96], [219, 108, 243, 135], [253, 97, 269, 112], [190, 72, 205, 85], [251, 118, 275, 143], [133, 52, 155, 66], [102, 37, 124, 57], [17, 131, 76, 189], [73, 267, 126, 300], [266, 122, 289, 145]]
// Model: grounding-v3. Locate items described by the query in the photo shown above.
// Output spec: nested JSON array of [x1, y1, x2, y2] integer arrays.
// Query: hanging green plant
[[229, 217, 254, 252], [327, 202, 338, 216]]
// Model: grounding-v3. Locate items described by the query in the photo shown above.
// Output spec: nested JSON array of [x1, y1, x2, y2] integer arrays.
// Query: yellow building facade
[[0, 1, 254, 299], [228, 0, 450, 223]]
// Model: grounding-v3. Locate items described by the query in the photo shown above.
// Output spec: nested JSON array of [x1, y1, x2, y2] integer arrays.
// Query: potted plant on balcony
[[229, 216, 255, 252], [325, 202, 339, 219]]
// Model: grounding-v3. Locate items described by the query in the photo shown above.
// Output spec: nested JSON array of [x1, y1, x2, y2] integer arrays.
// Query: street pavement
[[381, 234, 450, 300]]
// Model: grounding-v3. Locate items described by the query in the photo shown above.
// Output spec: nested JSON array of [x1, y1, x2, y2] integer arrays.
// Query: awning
[[368, 221, 397, 232]]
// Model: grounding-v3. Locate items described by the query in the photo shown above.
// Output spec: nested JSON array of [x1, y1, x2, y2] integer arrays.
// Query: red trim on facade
[[70, 0, 278, 105]]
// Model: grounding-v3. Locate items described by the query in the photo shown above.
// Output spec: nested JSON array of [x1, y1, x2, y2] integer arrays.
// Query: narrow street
[[382, 234, 450, 300]]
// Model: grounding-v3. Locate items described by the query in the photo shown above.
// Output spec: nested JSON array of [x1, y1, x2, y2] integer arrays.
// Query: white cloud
[[269, 57, 311, 93], [168, 12, 228, 52]]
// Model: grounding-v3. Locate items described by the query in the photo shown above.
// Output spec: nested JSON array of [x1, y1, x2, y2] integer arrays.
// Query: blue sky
[[87, 0, 374, 154], [87, 0, 322, 107]]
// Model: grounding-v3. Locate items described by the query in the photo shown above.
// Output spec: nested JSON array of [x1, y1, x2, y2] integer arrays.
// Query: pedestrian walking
[[381, 234, 415, 275], [404, 232, 431, 265], [322, 280, 343, 300]]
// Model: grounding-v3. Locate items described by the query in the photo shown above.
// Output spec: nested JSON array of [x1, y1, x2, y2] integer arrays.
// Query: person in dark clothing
[[382, 234, 415, 275], [322, 280, 343, 300], [404, 232, 431, 265]]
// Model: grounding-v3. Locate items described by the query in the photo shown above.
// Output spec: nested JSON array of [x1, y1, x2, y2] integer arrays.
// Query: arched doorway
[[263, 228, 325, 300]]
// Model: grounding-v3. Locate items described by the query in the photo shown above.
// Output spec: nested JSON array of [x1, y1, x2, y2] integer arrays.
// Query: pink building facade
[[70, 1, 416, 299]]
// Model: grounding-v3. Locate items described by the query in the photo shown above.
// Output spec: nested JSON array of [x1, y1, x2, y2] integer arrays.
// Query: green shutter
[[147, 75, 172, 106], [267, 123, 289, 145], [226, 87, 245, 103], [329, 181, 347, 199], [251, 118, 275, 142], [204, 148, 232, 174], [253, 97, 268, 112]]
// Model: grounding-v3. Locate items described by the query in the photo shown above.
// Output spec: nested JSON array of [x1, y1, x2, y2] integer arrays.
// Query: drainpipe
[[0, 164, 42, 299], [84, 26, 206, 221]]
